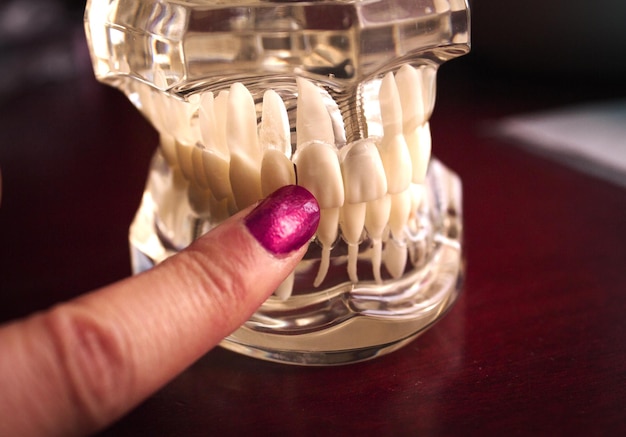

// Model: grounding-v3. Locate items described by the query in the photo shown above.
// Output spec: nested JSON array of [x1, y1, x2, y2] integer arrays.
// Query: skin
[[0, 206, 309, 437]]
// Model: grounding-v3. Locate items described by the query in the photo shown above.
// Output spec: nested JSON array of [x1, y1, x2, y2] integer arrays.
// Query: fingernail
[[245, 185, 320, 255]]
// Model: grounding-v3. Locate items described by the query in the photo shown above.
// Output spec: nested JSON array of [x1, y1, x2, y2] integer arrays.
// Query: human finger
[[0, 184, 319, 437]]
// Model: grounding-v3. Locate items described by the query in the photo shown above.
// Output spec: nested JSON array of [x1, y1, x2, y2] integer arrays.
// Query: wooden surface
[[1, 36, 625, 435]]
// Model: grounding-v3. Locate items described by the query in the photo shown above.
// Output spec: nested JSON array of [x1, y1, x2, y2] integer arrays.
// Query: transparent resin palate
[[84, 0, 470, 365]]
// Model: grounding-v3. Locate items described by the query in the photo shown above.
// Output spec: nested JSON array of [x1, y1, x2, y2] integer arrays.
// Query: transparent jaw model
[[85, 0, 470, 365]]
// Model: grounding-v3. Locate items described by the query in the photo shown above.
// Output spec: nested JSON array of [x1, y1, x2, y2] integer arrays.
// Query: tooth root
[[313, 207, 339, 288], [340, 139, 387, 204], [340, 202, 366, 283], [227, 83, 262, 210], [296, 77, 335, 146], [378, 72, 412, 193], [261, 149, 296, 197], [384, 238, 408, 279], [201, 148, 232, 200], [365, 195, 392, 284], [260, 89, 292, 158], [389, 190, 412, 241], [274, 272, 295, 301], [293, 141, 344, 209]]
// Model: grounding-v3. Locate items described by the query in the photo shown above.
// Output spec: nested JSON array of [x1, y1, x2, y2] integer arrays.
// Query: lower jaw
[[130, 151, 464, 365]]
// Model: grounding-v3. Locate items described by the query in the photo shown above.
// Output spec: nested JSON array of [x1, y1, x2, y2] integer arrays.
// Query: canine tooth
[[314, 208, 340, 288], [384, 238, 408, 279], [378, 72, 412, 194], [261, 149, 296, 197], [296, 78, 335, 146], [259, 89, 292, 157], [395, 65, 432, 184], [339, 139, 387, 204], [365, 195, 391, 284], [227, 83, 262, 209], [340, 202, 366, 283], [395, 64, 426, 129]]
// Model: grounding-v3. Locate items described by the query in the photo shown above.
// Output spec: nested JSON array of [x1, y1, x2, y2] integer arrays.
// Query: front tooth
[[395, 65, 432, 184], [159, 132, 178, 167], [260, 89, 296, 196], [259, 89, 292, 157], [378, 72, 412, 194], [294, 142, 344, 209], [261, 150, 296, 197], [339, 138, 387, 283], [296, 77, 335, 146], [293, 140, 344, 287], [339, 138, 387, 204], [227, 83, 263, 210]]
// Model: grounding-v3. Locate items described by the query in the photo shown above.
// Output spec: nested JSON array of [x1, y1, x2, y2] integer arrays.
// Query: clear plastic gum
[[84, 0, 470, 365]]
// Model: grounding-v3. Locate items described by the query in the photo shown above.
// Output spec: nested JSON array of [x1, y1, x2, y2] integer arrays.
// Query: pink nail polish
[[245, 185, 320, 255]]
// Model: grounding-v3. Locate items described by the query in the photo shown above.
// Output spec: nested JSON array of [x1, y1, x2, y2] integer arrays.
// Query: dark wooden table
[[1, 33, 625, 435]]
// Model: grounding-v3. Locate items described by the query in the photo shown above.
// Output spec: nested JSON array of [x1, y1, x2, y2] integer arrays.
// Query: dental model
[[142, 64, 434, 298]]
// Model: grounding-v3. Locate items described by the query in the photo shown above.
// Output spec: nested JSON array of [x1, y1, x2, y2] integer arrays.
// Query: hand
[[0, 185, 319, 437]]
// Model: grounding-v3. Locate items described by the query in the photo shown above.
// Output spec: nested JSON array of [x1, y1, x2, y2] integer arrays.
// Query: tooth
[[227, 83, 263, 210], [296, 77, 335, 146], [175, 140, 196, 181], [199, 91, 233, 200], [339, 138, 387, 283], [384, 237, 408, 279], [259, 89, 292, 158], [389, 190, 412, 241], [339, 202, 366, 283], [378, 72, 413, 194], [293, 140, 343, 287], [293, 142, 344, 209], [191, 146, 210, 189], [339, 138, 387, 204], [365, 195, 391, 284], [261, 149, 296, 197], [395, 65, 432, 184], [259, 90, 296, 196]]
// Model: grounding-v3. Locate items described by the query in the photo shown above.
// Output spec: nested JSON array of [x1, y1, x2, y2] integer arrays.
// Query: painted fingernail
[[245, 185, 320, 255]]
